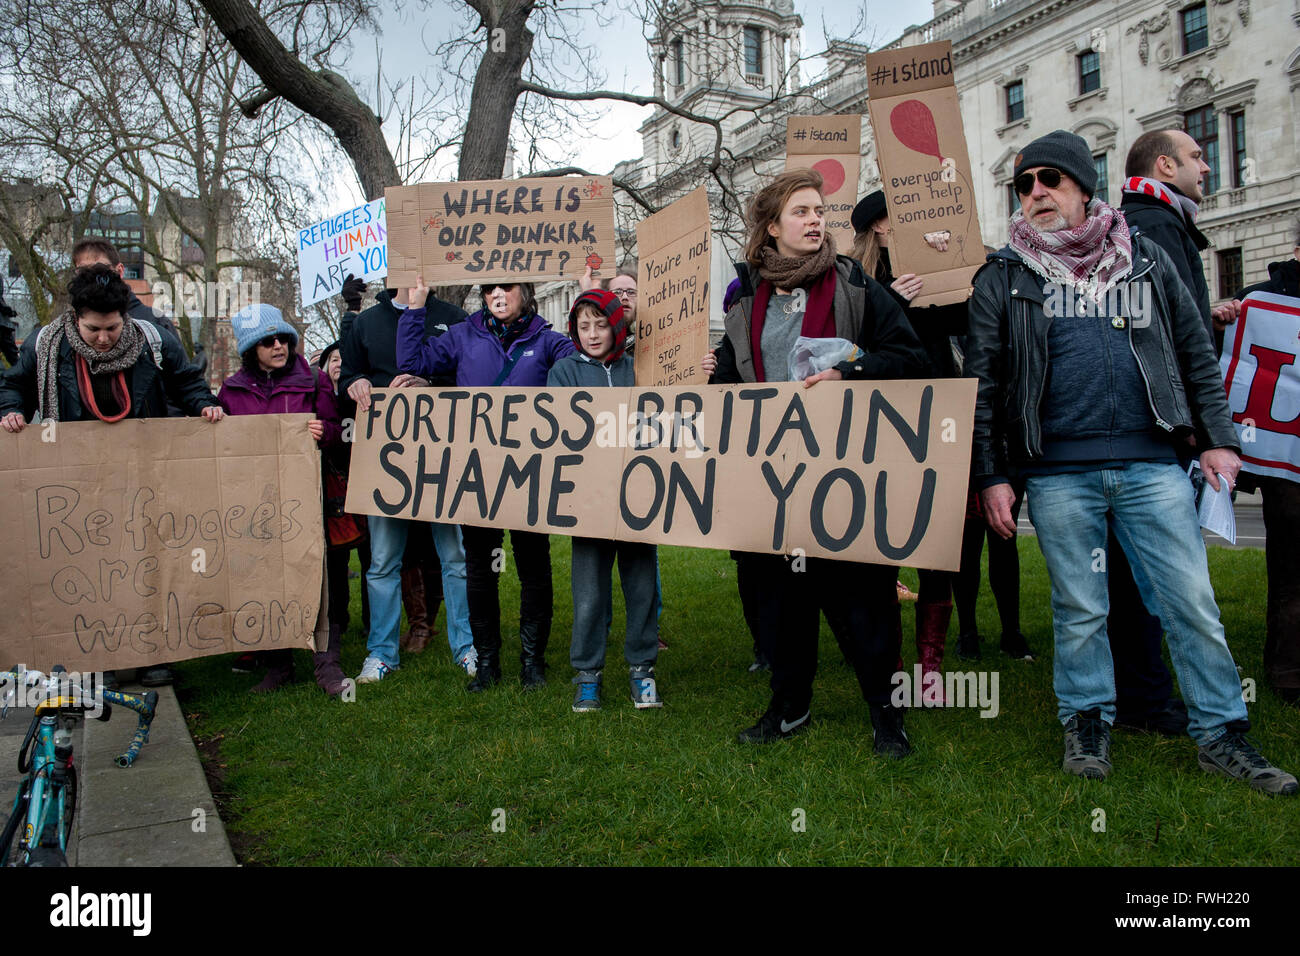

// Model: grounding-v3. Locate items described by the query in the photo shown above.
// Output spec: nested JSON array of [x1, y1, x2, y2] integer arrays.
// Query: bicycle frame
[[6, 712, 73, 864], [0, 670, 159, 866]]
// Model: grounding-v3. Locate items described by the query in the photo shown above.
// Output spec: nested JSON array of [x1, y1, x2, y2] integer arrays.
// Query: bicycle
[[0, 666, 158, 867]]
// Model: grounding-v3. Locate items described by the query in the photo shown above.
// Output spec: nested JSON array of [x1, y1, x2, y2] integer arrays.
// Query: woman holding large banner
[[0, 264, 221, 430], [397, 279, 575, 692], [710, 169, 929, 755], [217, 304, 346, 696], [0, 263, 224, 689]]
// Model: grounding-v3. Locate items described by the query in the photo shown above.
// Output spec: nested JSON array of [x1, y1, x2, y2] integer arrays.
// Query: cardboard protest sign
[[298, 197, 388, 307], [634, 187, 712, 388], [0, 416, 326, 672], [1221, 291, 1300, 484], [785, 115, 862, 251], [864, 41, 984, 307], [345, 379, 976, 570], [385, 176, 616, 287]]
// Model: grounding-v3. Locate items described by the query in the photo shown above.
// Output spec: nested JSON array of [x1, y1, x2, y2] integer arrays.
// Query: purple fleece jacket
[[217, 353, 343, 449], [397, 306, 575, 387]]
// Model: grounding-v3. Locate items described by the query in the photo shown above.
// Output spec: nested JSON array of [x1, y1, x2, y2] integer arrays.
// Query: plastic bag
[[788, 336, 864, 380]]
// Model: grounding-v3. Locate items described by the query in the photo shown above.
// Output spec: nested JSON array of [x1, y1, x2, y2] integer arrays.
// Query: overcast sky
[[324, 0, 936, 208]]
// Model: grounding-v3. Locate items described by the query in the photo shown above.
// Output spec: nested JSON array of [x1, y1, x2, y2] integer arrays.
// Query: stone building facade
[[538, 0, 1300, 337]]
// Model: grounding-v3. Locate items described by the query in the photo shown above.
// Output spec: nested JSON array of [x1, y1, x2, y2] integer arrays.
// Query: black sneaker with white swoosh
[[737, 707, 812, 744]]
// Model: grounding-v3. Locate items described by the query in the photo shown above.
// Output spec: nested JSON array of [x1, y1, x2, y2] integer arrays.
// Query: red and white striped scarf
[[1008, 199, 1133, 304], [1122, 176, 1200, 223]]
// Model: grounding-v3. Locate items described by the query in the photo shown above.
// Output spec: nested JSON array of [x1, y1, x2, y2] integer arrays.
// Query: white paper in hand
[[1189, 462, 1237, 545]]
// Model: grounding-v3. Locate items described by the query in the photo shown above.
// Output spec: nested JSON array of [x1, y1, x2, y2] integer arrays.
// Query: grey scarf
[[36, 308, 144, 421]]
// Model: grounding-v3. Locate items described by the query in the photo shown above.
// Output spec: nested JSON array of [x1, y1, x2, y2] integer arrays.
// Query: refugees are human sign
[[298, 198, 388, 306], [0, 417, 327, 672], [385, 176, 617, 287], [1221, 291, 1300, 484], [345, 380, 976, 570]]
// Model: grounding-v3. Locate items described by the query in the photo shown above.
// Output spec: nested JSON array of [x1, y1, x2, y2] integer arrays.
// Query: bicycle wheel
[[42, 764, 77, 852], [0, 782, 29, 866]]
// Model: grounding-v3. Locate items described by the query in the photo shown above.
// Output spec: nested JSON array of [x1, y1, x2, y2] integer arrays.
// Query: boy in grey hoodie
[[547, 291, 662, 712]]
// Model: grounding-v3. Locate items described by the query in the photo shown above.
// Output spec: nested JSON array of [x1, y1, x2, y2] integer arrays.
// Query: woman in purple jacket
[[218, 304, 346, 696], [397, 278, 574, 692]]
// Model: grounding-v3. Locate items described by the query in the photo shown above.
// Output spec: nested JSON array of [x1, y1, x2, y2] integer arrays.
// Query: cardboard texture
[[865, 41, 984, 307], [345, 380, 976, 570], [784, 115, 863, 251], [0, 416, 326, 672], [297, 197, 388, 307], [385, 176, 616, 287], [1221, 291, 1300, 484], [634, 187, 712, 388]]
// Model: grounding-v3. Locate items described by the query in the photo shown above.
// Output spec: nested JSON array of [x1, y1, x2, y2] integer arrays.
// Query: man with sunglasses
[[965, 130, 1296, 794]]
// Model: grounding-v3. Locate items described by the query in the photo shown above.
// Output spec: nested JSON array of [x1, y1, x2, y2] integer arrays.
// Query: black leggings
[[954, 489, 1022, 637], [739, 553, 901, 714]]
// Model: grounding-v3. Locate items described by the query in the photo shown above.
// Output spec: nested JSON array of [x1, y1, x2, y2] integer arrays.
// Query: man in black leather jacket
[[964, 129, 1295, 794]]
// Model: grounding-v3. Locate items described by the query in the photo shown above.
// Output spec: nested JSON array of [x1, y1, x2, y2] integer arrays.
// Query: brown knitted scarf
[[756, 234, 838, 290]]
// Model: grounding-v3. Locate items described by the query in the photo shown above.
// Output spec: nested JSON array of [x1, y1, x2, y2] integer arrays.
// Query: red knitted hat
[[567, 289, 630, 362]]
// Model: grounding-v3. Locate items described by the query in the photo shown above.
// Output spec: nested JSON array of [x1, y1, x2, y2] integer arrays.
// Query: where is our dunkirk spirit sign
[[385, 175, 617, 286], [346, 380, 977, 571]]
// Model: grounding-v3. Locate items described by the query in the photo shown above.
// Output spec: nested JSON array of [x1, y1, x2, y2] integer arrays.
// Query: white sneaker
[[458, 648, 478, 678], [356, 656, 395, 684]]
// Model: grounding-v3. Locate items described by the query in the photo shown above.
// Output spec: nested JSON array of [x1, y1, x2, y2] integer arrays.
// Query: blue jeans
[[431, 522, 473, 661], [366, 516, 473, 668], [1025, 462, 1247, 744], [365, 515, 407, 669]]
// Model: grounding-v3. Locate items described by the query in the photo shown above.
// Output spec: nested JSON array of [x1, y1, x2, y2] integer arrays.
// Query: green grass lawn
[[175, 541, 1300, 866]]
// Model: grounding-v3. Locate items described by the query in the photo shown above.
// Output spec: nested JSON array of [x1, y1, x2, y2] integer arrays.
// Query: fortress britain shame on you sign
[[385, 176, 617, 286]]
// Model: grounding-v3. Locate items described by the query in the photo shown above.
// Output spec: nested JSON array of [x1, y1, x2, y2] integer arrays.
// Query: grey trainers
[[572, 672, 602, 713], [1198, 731, 1299, 795], [1063, 709, 1111, 780], [629, 668, 663, 709]]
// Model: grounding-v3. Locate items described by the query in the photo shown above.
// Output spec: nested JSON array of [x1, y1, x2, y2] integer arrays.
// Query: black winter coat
[[0, 321, 218, 422], [1119, 190, 1211, 337], [965, 236, 1239, 485], [711, 255, 929, 384]]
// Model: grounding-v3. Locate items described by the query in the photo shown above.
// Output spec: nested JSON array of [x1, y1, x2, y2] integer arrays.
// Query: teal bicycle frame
[[0, 668, 158, 866]]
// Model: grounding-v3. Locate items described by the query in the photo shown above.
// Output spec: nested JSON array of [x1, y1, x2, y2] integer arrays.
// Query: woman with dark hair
[[710, 170, 929, 755], [851, 193, 1032, 681], [398, 278, 575, 692], [0, 264, 221, 430], [0, 264, 223, 688], [217, 304, 345, 695]]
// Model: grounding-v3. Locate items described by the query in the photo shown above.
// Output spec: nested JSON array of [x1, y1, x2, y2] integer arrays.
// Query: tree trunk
[[198, 0, 401, 200], [458, 0, 534, 180]]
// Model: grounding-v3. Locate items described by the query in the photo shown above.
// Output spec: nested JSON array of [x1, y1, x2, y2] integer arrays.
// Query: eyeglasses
[[610, 288, 637, 299], [258, 333, 293, 348], [484, 283, 518, 294], [1014, 168, 1063, 196]]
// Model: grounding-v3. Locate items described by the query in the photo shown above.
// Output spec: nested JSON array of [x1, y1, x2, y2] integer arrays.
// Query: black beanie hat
[[1013, 130, 1097, 198], [851, 190, 887, 235]]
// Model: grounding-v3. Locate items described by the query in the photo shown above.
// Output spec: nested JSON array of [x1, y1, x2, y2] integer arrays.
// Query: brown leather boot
[[400, 566, 431, 654], [915, 600, 953, 706]]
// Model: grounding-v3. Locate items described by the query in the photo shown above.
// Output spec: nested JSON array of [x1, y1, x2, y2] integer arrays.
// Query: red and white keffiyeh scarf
[[1008, 199, 1133, 303], [1122, 175, 1200, 224]]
